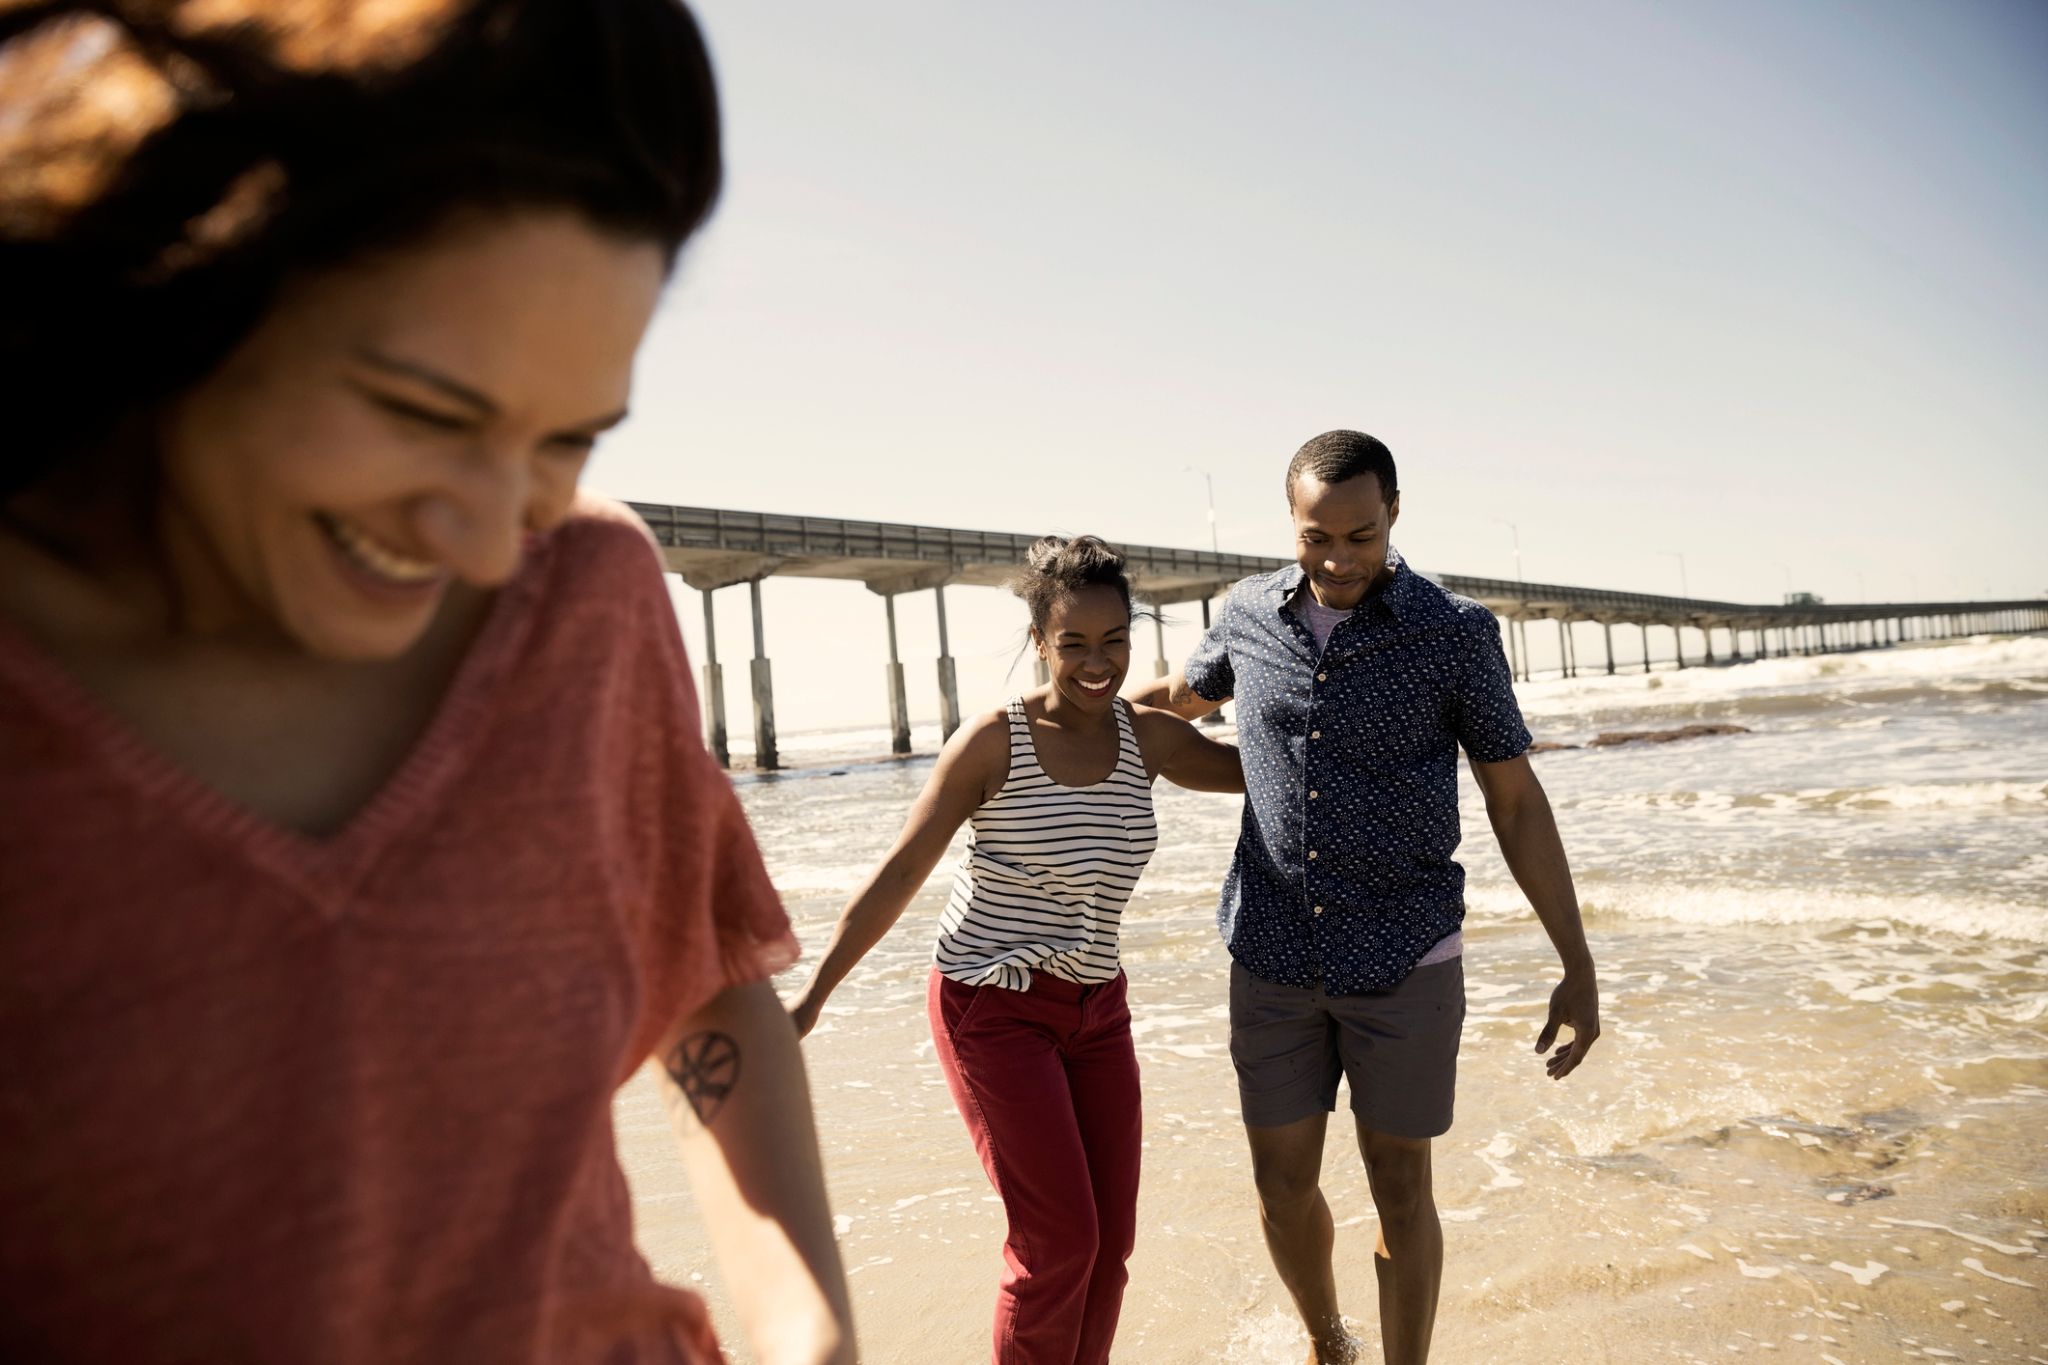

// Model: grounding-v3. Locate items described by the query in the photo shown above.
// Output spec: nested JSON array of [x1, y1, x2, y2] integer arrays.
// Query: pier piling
[[935, 584, 961, 740], [699, 588, 728, 768], [881, 593, 910, 756], [748, 578, 777, 771]]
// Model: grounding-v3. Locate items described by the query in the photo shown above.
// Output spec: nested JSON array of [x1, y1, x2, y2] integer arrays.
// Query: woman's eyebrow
[[352, 346, 498, 415]]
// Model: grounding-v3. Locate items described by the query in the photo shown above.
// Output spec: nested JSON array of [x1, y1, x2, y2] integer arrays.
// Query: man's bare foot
[[1307, 1332, 1361, 1364]]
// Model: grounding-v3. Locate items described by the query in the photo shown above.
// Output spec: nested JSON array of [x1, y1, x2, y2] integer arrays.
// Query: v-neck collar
[[0, 541, 551, 919]]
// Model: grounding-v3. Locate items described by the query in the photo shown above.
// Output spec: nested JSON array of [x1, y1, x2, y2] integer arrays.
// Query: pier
[[629, 502, 2047, 769]]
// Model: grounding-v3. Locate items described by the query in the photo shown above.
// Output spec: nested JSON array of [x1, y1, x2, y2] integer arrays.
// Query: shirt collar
[[1270, 546, 1414, 621]]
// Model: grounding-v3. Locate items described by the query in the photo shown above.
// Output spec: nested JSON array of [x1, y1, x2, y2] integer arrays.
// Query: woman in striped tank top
[[790, 535, 1243, 1364]]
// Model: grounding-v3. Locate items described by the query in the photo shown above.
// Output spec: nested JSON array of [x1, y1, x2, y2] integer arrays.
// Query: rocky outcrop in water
[[1530, 723, 1751, 753]]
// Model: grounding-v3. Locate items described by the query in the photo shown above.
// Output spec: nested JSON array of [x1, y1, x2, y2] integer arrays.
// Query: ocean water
[[616, 634, 2048, 1363]]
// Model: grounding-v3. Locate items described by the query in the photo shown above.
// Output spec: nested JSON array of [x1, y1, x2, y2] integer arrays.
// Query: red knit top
[[0, 498, 798, 1363]]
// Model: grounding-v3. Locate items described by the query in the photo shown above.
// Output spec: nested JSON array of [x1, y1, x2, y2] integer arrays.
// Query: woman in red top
[[0, 3, 852, 1362]]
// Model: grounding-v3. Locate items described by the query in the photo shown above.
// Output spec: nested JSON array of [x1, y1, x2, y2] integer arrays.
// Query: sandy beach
[[619, 636, 2048, 1363]]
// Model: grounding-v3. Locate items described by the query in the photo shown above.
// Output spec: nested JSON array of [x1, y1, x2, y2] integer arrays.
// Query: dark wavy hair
[[0, 0, 723, 499], [1009, 533, 1139, 636]]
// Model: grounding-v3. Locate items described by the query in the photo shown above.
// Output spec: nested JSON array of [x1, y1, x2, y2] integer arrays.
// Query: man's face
[[1289, 471, 1400, 610]]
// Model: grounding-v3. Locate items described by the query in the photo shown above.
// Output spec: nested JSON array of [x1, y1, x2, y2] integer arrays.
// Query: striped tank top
[[934, 696, 1159, 991]]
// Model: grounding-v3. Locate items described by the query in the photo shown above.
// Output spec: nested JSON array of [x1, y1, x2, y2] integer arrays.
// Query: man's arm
[[659, 980, 856, 1364], [1467, 753, 1600, 1079], [1125, 668, 1226, 721]]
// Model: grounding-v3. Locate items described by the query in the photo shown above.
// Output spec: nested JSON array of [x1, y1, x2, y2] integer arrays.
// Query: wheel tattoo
[[665, 1030, 741, 1124]]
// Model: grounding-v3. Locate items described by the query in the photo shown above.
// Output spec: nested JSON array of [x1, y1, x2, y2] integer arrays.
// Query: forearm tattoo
[[664, 1030, 741, 1125]]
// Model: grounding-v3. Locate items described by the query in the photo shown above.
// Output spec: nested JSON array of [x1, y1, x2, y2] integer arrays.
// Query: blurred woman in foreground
[[0, 3, 851, 1360]]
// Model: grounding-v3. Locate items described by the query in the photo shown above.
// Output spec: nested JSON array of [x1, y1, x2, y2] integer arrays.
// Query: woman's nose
[[410, 452, 532, 586]]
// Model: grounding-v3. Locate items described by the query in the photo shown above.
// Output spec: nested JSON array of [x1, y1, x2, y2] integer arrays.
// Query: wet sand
[[617, 914, 2047, 1363]]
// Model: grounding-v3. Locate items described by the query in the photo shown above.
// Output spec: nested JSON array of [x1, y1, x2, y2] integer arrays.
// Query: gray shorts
[[1229, 956, 1466, 1138]]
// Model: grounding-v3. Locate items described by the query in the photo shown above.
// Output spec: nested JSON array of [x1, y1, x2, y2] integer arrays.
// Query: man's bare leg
[[1356, 1125, 1441, 1365], [1245, 1114, 1356, 1363]]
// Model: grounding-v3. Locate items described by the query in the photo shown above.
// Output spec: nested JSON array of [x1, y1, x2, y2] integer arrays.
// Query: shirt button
[[1317, 672, 1328, 682], [1307, 850, 1318, 860], [1313, 905, 1324, 915], [1310, 730, 1321, 740], [1309, 790, 1319, 800]]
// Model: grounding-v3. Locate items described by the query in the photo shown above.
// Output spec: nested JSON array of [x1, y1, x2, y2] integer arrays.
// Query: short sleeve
[[1182, 588, 1239, 702], [1451, 613, 1532, 763], [577, 508, 800, 1076]]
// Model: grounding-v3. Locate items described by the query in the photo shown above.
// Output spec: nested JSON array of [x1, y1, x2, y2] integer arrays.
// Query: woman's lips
[[316, 512, 451, 601]]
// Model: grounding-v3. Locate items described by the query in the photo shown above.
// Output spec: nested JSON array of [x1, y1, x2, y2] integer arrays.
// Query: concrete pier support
[[1702, 624, 1716, 666], [934, 585, 961, 740], [1640, 622, 1652, 673], [1557, 619, 1571, 678], [748, 577, 777, 771], [1152, 613, 1169, 678], [1601, 622, 1614, 675], [1673, 623, 1688, 669], [700, 588, 729, 768], [675, 555, 781, 769], [1504, 614, 1522, 681], [881, 594, 910, 757]]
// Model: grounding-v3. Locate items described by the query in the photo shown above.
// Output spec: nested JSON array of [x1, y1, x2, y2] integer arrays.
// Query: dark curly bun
[[0, 0, 723, 497], [1010, 534, 1135, 634]]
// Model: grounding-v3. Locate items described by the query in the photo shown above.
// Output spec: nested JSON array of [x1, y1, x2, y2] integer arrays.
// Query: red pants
[[928, 968, 1142, 1365]]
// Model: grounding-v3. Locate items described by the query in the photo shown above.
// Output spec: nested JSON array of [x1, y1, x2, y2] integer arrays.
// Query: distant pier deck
[[629, 501, 2046, 769]]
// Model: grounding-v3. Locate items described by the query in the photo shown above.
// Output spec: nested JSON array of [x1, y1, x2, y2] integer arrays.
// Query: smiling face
[[1289, 470, 1401, 611], [154, 210, 667, 660], [1033, 584, 1132, 715]]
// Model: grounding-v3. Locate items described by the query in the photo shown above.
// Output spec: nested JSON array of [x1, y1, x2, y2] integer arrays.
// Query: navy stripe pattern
[[934, 696, 1159, 991]]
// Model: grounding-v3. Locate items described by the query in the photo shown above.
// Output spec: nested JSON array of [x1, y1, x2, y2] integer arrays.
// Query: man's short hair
[[1285, 430, 1398, 506]]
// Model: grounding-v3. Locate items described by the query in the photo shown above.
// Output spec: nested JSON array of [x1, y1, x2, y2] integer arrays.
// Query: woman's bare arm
[[787, 711, 1008, 1036], [658, 979, 856, 1364], [1132, 706, 1243, 792]]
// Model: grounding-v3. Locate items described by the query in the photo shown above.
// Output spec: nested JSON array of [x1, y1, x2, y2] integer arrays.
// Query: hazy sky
[[587, 0, 2048, 738]]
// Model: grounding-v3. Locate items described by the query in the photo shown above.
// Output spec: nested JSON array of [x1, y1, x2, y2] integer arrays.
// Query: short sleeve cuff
[[1183, 653, 1232, 702], [1464, 725, 1533, 765]]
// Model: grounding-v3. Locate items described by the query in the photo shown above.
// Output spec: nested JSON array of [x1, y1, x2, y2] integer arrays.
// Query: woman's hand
[[789, 984, 825, 1040]]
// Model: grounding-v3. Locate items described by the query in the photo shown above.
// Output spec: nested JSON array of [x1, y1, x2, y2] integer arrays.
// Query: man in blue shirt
[[1131, 430, 1600, 1365]]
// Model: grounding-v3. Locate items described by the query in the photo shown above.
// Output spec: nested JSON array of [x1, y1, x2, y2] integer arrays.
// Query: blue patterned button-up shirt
[[1184, 547, 1531, 995]]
